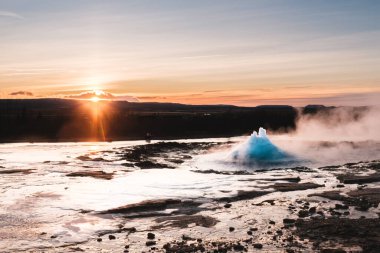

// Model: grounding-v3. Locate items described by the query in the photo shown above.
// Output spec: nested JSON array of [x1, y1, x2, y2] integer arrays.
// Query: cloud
[[9, 91, 33, 96], [66, 91, 114, 99], [236, 92, 380, 107], [139, 96, 168, 100], [65, 91, 139, 102], [0, 11, 24, 19]]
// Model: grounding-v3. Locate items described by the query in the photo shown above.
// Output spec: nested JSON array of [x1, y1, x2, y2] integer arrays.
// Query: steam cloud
[[272, 106, 380, 166], [290, 106, 380, 142]]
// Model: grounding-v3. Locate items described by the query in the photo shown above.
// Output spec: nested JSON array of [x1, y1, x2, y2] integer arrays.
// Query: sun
[[89, 90, 104, 102], [94, 90, 103, 96], [91, 96, 100, 103]]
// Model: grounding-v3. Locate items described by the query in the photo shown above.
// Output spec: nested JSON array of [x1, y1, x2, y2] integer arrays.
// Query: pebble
[[146, 241, 156, 246], [147, 232, 155, 240]]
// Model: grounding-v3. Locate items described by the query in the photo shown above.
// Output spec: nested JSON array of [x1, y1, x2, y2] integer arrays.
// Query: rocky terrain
[[0, 140, 379, 252]]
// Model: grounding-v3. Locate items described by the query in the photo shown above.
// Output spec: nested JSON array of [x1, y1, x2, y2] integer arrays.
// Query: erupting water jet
[[231, 127, 294, 165]]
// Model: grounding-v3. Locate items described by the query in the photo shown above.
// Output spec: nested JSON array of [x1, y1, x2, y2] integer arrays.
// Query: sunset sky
[[1, 0, 379, 106]]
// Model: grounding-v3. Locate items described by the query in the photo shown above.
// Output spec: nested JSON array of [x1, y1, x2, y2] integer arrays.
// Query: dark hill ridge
[[0, 99, 356, 143], [0, 99, 295, 112]]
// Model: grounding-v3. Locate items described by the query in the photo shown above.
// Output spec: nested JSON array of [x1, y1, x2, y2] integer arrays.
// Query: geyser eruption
[[232, 127, 294, 165]]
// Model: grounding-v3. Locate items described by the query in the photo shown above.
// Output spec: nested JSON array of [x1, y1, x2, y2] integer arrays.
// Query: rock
[[335, 204, 349, 210], [224, 203, 232, 208], [233, 244, 245, 251], [247, 231, 253, 235], [286, 236, 294, 242], [283, 218, 296, 224], [309, 207, 317, 213], [298, 210, 309, 218], [229, 227, 235, 232], [146, 241, 156, 246], [108, 235, 116, 240], [269, 220, 276, 225], [147, 232, 155, 239], [97, 238, 102, 242], [127, 227, 137, 233], [253, 243, 263, 249]]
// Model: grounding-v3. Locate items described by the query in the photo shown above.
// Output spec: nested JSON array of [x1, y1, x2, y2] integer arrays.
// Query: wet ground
[[0, 138, 379, 252]]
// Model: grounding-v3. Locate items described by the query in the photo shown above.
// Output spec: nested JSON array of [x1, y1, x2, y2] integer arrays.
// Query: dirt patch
[[161, 238, 263, 253], [270, 182, 323, 192], [219, 190, 271, 202], [0, 169, 34, 174], [98, 198, 215, 219], [153, 215, 219, 229], [310, 188, 380, 211], [120, 142, 219, 169], [367, 161, 380, 171], [239, 177, 301, 183], [77, 155, 110, 162], [134, 161, 175, 169], [66, 171, 114, 180], [347, 188, 380, 206], [100, 199, 182, 214], [191, 169, 254, 175], [295, 218, 380, 253], [337, 173, 380, 184]]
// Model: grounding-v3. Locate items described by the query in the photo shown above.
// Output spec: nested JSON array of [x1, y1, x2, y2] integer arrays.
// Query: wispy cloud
[[9, 91, 33, 96], [0, 11, 24, 19], [65, 91, 139, 102], [236, 92, 380, 107]]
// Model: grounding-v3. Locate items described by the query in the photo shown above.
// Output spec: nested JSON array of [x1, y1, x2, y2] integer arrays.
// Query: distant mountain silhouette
[[0, 99, 341, 143]]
